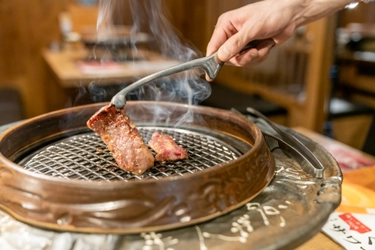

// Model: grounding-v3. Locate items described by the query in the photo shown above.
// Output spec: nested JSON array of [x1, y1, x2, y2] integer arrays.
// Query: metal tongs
[[112, 39, 273, 108], [246, 107, 325, 178]]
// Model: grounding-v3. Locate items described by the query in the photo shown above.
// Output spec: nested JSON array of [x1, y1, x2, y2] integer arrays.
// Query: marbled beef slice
[[87, 104, 154, 175], [148, 132, 188, 162]]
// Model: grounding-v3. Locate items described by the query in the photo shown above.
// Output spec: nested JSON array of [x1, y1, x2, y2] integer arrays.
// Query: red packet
[[324, 144, 375, 172], [77, 61, 123, 75], [322, 212, 375, 249], [339, 213, 371, 234]]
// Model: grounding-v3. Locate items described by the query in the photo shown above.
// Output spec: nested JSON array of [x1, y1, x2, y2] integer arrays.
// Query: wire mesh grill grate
[[19, 127, 242, 181]]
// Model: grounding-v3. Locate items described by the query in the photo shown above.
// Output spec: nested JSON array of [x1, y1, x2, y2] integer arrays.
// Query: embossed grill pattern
[[20, 127, 241, 181]]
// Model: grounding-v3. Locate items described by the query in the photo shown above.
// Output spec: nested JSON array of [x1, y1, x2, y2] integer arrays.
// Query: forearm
[[293, 0, 360, 27]]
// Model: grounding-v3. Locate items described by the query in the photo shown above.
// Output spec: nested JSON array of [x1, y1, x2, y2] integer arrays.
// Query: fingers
[[206, 27, 225, 57], [205, 75, 214, 82], [205, 39, 275, 81], [215, 32, 248, 62], [206, 15, 238, 57], [227, 38, 275, 67]]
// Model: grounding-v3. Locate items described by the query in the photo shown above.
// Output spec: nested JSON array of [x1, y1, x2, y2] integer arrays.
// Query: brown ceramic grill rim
[[0, 101, 275, 233]]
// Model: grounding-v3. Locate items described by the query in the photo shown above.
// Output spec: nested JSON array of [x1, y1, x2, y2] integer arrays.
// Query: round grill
[[19, 127, 242, 181], [0, 102, 275, 233]]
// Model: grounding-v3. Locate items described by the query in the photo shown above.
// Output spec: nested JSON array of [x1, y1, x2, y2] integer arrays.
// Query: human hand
[[206, 0, 300, 74], [206, 0, 354, 79]]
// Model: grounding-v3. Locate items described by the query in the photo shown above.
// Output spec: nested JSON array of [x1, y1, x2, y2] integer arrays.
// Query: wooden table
[[297, 233, 343, 250], [42, 46, 179, 87], [293, 126, 375, 249], [41, 45, 181, 112]]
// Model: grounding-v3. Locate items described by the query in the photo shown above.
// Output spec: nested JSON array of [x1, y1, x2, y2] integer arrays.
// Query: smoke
[[92, 0, 211, 126]]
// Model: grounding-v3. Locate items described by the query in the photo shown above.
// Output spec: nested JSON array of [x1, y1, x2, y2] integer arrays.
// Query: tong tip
[[111, 94, 126, 109]]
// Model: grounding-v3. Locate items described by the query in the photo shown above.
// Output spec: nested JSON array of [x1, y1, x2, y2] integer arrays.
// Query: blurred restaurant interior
[[0, 0, 375, 154]]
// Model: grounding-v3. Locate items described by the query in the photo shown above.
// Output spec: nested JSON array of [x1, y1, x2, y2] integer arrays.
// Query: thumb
[[217, 34, 246, 62]]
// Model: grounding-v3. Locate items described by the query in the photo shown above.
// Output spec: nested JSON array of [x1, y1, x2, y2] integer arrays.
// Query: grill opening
[[18, 127, 246, 181]]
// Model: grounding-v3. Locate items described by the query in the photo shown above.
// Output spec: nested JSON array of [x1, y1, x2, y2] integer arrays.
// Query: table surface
[[42, 46, 180, 87], [294, 126, 375, 250]]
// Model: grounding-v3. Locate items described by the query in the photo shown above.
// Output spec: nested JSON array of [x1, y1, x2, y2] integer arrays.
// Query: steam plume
[[93, 0, 211, 126]]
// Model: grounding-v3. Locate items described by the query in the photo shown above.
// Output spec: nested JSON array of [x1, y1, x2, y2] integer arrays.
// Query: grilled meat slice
[[87, 104, 154, 175], [148, 132, 188, 162]]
